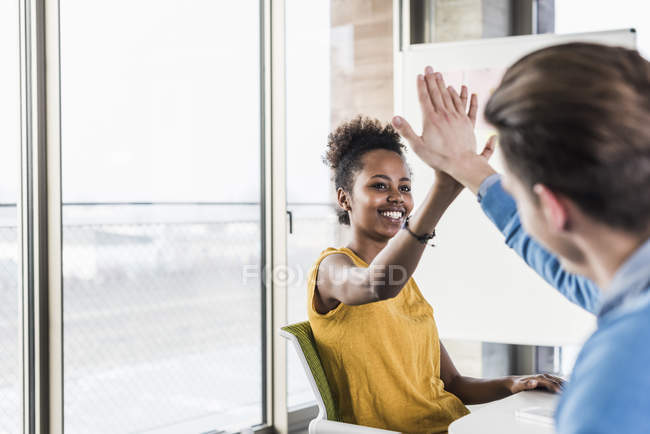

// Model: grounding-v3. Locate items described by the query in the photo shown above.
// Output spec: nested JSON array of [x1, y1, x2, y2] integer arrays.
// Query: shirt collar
[[598, 236, 650, 320]]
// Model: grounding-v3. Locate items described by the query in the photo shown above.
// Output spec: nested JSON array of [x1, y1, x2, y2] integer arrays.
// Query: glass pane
[[285, 0, 333, 409], [409, 0, 527, 44], [60, 1, 263, 432], [555, 0, 650, 58], [285, 0, 395, 408], [0, 1, 21, 432]]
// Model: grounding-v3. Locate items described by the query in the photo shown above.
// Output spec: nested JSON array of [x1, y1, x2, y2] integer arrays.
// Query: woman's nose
[[387, 191, 404, 203]]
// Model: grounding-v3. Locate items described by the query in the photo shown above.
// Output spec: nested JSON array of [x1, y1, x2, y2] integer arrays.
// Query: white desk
[[449, 391, 558, 434]]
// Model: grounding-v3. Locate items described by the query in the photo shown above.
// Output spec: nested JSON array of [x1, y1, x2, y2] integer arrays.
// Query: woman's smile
[[377, 207, 406, 225]]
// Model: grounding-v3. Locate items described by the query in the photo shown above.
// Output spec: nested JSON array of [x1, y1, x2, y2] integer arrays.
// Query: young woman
[[307, 88, 563, 433]]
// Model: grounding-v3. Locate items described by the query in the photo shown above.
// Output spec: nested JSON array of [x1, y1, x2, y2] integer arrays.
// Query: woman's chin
[[381, 226, 402, 239]]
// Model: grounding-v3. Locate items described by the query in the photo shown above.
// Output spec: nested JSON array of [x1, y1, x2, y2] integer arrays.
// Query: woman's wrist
[[408, 183, 456, 235], [432, 172, 464, 201], [503, 376, 517, 394]]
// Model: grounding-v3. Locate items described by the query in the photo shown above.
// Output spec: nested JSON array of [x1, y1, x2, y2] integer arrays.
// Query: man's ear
[[533, 183, 569, 231], [336, 188, 350, 212]]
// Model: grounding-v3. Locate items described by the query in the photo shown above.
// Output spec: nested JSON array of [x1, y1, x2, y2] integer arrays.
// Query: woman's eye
[[400, 185, 411, 192], [373, 183, 387, 189]]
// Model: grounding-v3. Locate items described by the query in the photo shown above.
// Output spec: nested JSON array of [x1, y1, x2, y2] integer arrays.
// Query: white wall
[[396, 30, 636, 345]]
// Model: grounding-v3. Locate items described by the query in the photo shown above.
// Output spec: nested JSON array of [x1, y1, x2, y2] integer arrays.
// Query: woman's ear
[[336, 187, 350, 212], [533, 183, 569, 231]]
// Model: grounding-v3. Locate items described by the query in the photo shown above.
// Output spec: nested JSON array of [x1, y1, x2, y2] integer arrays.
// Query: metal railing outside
[[0, 207, 19, 434], [62, 202, 264, 433], [0, 202, 342, 433]]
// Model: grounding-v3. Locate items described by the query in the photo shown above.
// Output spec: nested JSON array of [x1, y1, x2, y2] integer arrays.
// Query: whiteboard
[[395, 30, 636, 345]]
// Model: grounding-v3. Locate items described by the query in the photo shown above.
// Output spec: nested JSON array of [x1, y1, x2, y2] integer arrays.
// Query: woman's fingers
[[539, 377, 562, 393], [543, 373, 566, 389], [524, 379, 539, 390], [480, 135, 497, 160], [391, 116, 420, 146], [526, 375, 563, 393], [515, 374, 565, 394]]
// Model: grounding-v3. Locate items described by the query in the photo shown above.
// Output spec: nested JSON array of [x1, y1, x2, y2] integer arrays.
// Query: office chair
[[280, 321, 399, 434]]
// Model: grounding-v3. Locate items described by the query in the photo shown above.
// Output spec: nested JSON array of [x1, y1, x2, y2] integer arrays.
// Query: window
[[0, 1, 21, 432], [60, 1, 264, 432], [285, 0, 334, 408], [285, 0, 395, 409], [555, 0, 650, 58]]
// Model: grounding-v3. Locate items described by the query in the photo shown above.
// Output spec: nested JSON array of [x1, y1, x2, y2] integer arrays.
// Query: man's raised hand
[[392, 66, 497, 194]]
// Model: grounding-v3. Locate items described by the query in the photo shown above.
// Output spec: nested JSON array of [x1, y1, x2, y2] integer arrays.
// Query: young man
[[392, 43, 650, 433]]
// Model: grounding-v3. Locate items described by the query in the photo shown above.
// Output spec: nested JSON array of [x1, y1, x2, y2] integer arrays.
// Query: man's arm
[[479, 174, 601, 314], [391, 68, 601, 313]]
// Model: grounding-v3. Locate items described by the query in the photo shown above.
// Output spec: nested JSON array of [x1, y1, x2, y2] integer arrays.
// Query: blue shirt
[[478, 174, 650, 433]]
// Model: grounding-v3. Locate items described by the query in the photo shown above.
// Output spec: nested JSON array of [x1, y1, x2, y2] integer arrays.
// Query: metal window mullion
[[259, 0, 271, 429], [261, 0, 288, 432], [393, 1, 404, 120], [19, 0, 63, 433]]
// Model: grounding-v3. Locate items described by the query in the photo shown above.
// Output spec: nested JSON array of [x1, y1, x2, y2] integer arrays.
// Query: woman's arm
[[316, 175, 464, 310], [316, 83, 493, 310], [439, 342, 563, 405]]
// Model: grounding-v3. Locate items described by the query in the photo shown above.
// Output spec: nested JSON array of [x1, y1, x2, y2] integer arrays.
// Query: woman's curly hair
[[323, 116, 407, 225]]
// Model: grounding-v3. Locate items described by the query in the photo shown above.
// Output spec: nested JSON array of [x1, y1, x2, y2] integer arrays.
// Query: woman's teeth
[[380, 211, 403, 219]]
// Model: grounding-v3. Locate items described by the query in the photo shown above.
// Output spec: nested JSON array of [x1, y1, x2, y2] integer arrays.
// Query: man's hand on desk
[[509, 374, 565, 394]]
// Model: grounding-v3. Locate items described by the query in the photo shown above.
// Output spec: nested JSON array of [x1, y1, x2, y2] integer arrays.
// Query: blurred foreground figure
[[392, 43, 650, 433]]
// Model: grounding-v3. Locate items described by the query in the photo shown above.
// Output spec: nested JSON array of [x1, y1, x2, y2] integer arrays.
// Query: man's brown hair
[[485, 42, 650, 232]]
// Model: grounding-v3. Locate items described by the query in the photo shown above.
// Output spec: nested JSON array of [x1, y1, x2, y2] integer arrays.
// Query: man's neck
[[576, 225, 649, 290]]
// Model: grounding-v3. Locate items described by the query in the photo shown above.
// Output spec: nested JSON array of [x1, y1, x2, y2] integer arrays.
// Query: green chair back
[[281, 321, 340, 421]]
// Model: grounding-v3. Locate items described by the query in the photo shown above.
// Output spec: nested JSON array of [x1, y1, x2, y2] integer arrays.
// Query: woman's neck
[[345, 233, 388, 265]]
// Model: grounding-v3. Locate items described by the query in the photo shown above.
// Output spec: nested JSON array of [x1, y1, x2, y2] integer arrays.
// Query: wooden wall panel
[[330, 0, 394, 129]]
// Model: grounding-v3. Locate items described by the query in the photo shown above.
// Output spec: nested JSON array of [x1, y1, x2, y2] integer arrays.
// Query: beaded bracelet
[[402, 215, 436, 247]]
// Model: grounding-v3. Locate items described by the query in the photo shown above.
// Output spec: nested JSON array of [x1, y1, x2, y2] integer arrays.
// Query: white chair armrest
[[309, 419, 400, 434]]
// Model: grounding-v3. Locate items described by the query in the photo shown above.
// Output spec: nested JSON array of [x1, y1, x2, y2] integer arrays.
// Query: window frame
[[19, 0, 289, 433]]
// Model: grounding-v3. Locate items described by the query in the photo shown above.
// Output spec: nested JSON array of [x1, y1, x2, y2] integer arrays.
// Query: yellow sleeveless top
[[308, 247, 469, 434]]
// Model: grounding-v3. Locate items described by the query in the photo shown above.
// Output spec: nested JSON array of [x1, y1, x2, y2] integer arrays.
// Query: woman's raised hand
[[392, 66, 497, 193]]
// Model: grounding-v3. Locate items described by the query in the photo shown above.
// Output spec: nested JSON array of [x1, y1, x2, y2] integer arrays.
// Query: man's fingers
[[392, 116, 420, 145], [460, 85, 468, 111], [480, 135, 497, 160], [416, 74, 436, 120], [468, 93, 479, 125], [425, 69, 445, 112], [448, 86, 463, 113], [436, 73, 454, 110]]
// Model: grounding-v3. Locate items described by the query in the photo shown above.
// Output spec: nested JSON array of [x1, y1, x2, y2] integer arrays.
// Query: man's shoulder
[[592, 298, 650, 348], [556, 303, 650, 433], [578, 302, 650, 376]]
